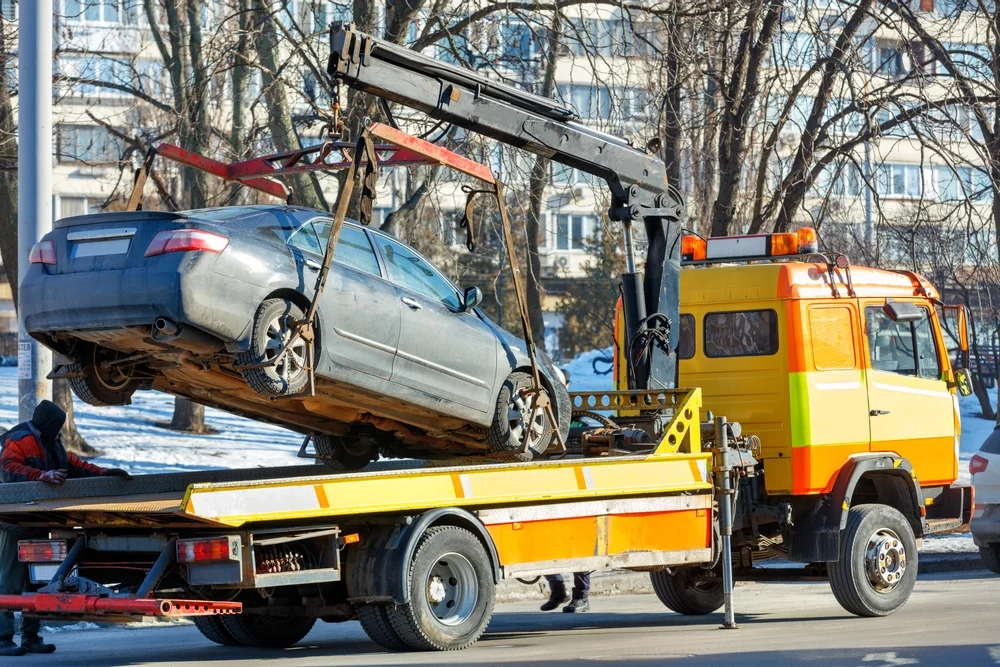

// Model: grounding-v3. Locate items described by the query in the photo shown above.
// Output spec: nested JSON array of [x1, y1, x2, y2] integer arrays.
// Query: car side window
[[312, 221, 381, 277], [287, 223, 323, 255], [373, 235, 462, 310], [865, 305, 941, 380]]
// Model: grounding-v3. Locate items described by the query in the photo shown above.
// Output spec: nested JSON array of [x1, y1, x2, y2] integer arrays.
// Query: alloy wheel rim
[[508, 390, 547, 450], [264, 315, 307, 383]]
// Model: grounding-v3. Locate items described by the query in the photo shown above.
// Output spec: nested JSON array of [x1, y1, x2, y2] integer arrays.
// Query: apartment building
[[3, 0, 992, 357]]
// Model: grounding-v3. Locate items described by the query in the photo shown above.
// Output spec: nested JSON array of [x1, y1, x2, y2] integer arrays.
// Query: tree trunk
[[53, 376, 98, 456], [253, 0, 323, 208], [170, 397, 207, 433]]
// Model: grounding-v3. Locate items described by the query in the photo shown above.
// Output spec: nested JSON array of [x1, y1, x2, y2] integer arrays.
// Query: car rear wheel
[[486, 372, 554, 461], [314, 434, 379, 471], [236, 298, 310, 398], [68, 344, 140, 407]]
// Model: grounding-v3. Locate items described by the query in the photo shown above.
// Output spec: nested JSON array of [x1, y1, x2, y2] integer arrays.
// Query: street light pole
[[17, 3, 53, 420]]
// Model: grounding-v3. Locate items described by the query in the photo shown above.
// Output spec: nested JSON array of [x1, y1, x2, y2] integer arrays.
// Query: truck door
[[862, 299, 956, 485]]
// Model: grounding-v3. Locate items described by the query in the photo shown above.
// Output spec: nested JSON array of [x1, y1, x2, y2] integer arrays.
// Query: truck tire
[[650, 566, 723, 615], [68, 345, 140, 407], [314, 434, 378, 471], [386, 526, 495, 651], [219, 614, 316, 648], [236, 298, 310, 398], [357, 605, 410, 651], [981, 543, 1000, 574], [828, 504, 917, 617], [193, 616, 240, 646], [486, 372, 553, 461]]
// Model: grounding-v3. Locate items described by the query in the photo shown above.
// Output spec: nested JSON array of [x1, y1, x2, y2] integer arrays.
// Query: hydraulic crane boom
[[327, 23, 683, 391]]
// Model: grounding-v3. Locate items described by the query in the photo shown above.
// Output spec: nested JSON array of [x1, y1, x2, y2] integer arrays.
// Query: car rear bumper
[[971, 503, 1000, 545], [21, 256, 256, 347]]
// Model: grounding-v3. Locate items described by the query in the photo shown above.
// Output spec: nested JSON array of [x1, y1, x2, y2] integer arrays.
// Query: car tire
[[67, 345, 140, 407], [828, 504, 917, 617], [236, 298, 311, 398], [314, 434, 378, 471], [219, 614, 316, 648], [385, 526, 495, 651], [486, 372, 554, 461], [981, 543, 1000, 574], [650, 566, 723, 615]]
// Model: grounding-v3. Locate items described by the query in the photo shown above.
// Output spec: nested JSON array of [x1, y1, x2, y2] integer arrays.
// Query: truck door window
[[703, 310, 778, 358], [809, 306, 856, 370], [679, 314, 694, 359], [865, 306, 941, 380]]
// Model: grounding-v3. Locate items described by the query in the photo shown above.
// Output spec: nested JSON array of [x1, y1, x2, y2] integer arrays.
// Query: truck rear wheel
[[980, 543, 1000, 574], [357, 605, 409, 650], [193, 616, 240, 646], [828, 504, 917, 617], [650, 566, 723, 615], [219, 614, 316, 648], [385, 526, 495, 651]]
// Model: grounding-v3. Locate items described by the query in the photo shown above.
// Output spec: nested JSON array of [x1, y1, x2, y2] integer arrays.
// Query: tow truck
[[0, 23, 973, 652]]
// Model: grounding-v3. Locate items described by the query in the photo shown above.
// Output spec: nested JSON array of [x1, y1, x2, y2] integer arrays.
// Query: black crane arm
[[326, 23, 682, 391]]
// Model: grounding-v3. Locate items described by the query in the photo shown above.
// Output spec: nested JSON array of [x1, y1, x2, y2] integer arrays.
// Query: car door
[[287, 218, 400, 380], [862, 299, 957, 485], [369, 232, 498, 413]]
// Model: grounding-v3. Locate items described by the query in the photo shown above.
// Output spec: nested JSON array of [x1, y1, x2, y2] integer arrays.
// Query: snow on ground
[[0, 368, 303, 475]]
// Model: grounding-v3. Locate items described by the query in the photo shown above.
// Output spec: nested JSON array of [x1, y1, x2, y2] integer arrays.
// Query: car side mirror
[[883, 300, 922, 323], [463, 286, 483, 312]]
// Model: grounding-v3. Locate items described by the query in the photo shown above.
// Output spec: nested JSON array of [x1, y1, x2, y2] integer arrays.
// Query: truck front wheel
[[650, 566, 723, 615], [386, 526, 495, 651], [828, 504, 918, 617]]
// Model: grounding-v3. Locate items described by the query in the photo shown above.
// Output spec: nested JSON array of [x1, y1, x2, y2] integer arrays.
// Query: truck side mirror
[[883, 300, 922, 323], [462, 286, 483, 312], [953, 367, 974, 397]]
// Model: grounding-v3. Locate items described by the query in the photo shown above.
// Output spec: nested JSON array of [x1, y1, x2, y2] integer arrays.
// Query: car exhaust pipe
[[152, 318, 224, 355]]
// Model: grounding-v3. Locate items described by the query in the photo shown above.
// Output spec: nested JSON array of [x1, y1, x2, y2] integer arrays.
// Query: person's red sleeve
[[67, 453, 107, 479], [0, 436, 45, 482]]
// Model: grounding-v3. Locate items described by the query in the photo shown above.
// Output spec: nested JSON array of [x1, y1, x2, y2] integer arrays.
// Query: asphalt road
[[21, 571, 1000, 667]]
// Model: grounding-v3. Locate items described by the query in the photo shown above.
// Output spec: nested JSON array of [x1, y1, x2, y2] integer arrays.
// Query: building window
[[63, 0, 139, 24], [876, 163, 922, 199], [704, 310, 778, 358], [877, 43, 906, 78], [1, 0, 16, 21], [561, 84, 613, 121], [775, 32, 816, 69], [58, 125, 125, 164], [552, 213, 595, 251]]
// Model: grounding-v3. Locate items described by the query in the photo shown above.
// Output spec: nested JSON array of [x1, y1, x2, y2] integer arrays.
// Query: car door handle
[[401, 297, 422, 310], [304, 259, 321, 271], [869, 409, 891, 416]]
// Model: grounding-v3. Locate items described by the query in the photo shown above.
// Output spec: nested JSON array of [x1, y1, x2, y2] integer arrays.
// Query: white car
[[971, 428, 1000, 574]]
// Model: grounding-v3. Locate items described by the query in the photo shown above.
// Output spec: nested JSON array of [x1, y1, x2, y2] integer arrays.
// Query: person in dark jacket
[[0, 400, 130, 656]]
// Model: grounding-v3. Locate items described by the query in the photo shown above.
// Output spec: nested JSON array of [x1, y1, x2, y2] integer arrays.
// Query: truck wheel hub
[[426, 552, 477, 626], [865, 528, 906, 592]]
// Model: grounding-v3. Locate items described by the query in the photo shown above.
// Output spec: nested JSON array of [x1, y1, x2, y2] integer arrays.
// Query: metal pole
[[17, 3, 53, 421], [714, 416, 738, 629]]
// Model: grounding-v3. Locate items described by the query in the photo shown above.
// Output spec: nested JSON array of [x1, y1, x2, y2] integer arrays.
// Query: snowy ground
[[0, 368, 304, 475]]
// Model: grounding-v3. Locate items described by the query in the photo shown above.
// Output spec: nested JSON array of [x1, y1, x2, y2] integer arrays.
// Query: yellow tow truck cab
[[616, 229, 973, 561]]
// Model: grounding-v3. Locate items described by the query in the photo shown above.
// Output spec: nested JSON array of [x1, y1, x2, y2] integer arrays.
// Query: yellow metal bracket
[[568, 388, 702, 456], [651, 388, 702, 456]]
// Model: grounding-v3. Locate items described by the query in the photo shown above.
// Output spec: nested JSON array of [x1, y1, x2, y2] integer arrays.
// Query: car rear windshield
[[981, 430, 1000, 454]]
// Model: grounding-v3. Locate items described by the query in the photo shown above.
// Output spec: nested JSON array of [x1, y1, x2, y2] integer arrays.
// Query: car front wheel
[[486, 371, 554, 461], [236, 298, 310, 398]]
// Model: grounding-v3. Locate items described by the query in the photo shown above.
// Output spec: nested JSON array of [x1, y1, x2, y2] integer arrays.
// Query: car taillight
[[970, 454, 989, 475], [18, 539, 67, 563], [28, 240, 56, 265], [176, 536, 241, 564], [145, 230, 229, 257]]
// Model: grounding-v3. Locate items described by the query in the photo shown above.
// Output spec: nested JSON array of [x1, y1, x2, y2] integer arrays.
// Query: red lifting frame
[[153, 121, 495, 202], [0, 593, 242, 618]]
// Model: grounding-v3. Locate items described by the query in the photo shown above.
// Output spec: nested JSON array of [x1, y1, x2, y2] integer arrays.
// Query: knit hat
[[31, 400, 66, 445]]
